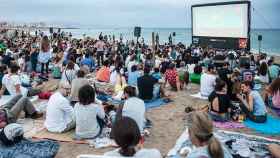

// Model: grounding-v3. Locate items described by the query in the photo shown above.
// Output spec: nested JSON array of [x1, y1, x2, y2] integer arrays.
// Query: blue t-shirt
[[80, 58, 95, 69], [250, 90, 267, 116], [152, 72, 162, 80], [128, 71, 141, 86], [269, 65, 280, 80]]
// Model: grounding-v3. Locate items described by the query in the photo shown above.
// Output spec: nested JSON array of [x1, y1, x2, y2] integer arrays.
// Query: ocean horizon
[[54, 27, 280, 55]]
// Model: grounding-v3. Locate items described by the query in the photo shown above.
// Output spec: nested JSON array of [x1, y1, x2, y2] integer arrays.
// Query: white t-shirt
[[104, 148, 162, 158], [123, 97, 146, 132], [74, 103, 105, 138], [2, 74, 28, 96], [200, 73, 216, 97], [45, 92, 75, 133]]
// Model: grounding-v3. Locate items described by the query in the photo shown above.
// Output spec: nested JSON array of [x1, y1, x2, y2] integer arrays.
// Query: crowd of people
[[0, 29, 280, 158]]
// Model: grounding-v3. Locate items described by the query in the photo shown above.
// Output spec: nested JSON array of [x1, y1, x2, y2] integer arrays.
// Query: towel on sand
[[214, 121, 245, 129], [145, 98, 171, 109], [244, 115, 280, 135], [0, 139, 59, 158]]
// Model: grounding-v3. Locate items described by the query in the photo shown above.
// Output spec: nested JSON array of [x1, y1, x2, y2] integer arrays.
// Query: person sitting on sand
[[268, 59, 280, 81], [80, 52, 95, 72], [265, 78, 280, 110], [190, 64, 202, 84], [0, 94, 43, 128], [164, 63, 181, 91], [1, 63, 40, 97], [44, 82, 75, 133], [237, 81, 267, 123], [104, 117, 161, 158], [200, 64, 217, 97], [186, 111, 233, 158], [257, 62, 269, 84], [240, 62, 255, 82], [74, 84, 105, 140], [117, 86, 145, 133], [208, 79, 232, 122], [61, 61, 77, 85], [128, 65, 141, 87], [69, 70, 89, 105], [138, 67, 165, 101], [177, 61, 189, 89], [96, 60, 110, 83]]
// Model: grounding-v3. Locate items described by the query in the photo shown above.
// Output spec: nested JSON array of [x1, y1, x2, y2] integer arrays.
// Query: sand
[[42, 55, 280, 158]]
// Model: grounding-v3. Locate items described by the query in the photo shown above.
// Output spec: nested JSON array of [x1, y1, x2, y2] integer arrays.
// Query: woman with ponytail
[[104, 117, 161, 158], [187, 111, 232, 158]]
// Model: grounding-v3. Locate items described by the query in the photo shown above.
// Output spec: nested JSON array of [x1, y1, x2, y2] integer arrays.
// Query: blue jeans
[[209, 111, 230, 122]]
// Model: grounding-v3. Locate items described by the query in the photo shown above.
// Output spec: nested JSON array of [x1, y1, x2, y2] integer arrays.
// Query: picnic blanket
[[0, 139, 59, 158], [190, 92, 208, 100], [32, 128, 117, 148], [32, 129, 88, 144], [167, 128, 280, 158], [145, 98, 171, 109], [243, 115, 280, 135], [214, 121, 245, 129]]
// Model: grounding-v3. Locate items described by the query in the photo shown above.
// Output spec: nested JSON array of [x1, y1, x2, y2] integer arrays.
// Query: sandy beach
[[52, 53, 280, 158]]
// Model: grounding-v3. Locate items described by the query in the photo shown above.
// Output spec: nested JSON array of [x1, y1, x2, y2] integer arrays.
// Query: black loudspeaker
[[134, 27, 141, 37], [258, 35, 262, 41], [172, 32, 176, 36], [58, 28, 61, 33], [49, 27, 53, 34]]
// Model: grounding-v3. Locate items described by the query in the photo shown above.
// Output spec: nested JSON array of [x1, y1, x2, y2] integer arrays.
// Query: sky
[[0, 0, 279, 28]]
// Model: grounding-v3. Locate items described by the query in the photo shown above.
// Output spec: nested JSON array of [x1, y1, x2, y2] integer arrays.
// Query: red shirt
[[165, 69, 178, 87]]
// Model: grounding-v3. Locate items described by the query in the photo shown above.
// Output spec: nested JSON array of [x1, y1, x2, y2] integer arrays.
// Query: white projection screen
[[192, 2, 249, 38]]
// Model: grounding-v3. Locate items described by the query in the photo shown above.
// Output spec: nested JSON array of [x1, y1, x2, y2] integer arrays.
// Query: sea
[[61, 28, 280, 55]]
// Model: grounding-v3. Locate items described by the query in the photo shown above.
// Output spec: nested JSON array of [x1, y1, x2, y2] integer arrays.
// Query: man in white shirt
[[1, 64, 28, 97], [200, 65, 217, 97], [44, 82, 75, 133]]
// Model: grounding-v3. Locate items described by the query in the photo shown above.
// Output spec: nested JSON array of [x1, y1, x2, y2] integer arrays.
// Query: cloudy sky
[[0, 0, 279, 28]]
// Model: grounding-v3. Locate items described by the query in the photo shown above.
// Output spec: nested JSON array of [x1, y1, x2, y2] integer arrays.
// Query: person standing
[[38, 36, 52, 77], [94, 36, 106, 66]]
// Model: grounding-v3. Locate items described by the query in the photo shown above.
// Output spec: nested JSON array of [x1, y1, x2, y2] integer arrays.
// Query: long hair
[[41, 36, 50, 52], [112, 117, 141, 157], [188, 111, 224, 158], [270, 78, 280, 95], [258, 62, 268, 76]]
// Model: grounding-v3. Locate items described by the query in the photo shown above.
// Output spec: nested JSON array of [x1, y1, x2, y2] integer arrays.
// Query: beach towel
[[0, 139, 59, 158], [32, 129, 88, 144], [167, 128, 280, 158], [32, 128, 117, 148], [144, 98, 171, 109], [243, 115, 280, 135], [214, 121, 245, 129], [190, 92, 208, 100]]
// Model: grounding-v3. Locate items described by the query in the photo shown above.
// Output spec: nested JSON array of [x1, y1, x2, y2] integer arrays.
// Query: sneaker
[[30, 112, 44, 119]]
